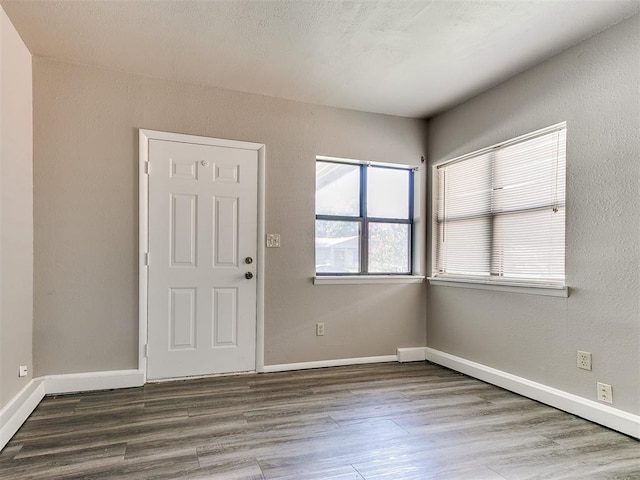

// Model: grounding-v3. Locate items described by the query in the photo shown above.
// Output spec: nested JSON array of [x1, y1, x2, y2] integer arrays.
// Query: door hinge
[[144, 344, 149, 358], [144, 252, 149, 266], [144, 161, 150, 175]]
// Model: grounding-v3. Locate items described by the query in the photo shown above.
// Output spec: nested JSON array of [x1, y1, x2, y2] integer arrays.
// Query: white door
[[147, 138, 257, 380]]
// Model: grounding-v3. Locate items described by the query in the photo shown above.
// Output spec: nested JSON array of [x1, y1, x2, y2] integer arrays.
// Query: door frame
[[138, 129, 266, 382]]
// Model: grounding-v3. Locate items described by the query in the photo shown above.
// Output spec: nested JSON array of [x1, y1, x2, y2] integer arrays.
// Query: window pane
[[436, 154, 492, 276], [367, 167, 409, 219], [441, 153, 491, 218], [492, 208, 565, 280], [493, 130, 566, 213], [368, 223, 410, 273], [316, 162, 360, 216], [437, 217, 491, 276], [315, 220, 360, 273]]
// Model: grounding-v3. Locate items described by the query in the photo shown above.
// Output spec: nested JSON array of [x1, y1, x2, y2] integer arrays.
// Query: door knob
[[245, 256, 253, 264], [245, 272, 254, 280]]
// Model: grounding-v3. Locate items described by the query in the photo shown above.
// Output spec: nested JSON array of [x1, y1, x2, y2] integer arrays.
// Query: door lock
[[245, 256, 253, 264], [245, 272, 254, 280]]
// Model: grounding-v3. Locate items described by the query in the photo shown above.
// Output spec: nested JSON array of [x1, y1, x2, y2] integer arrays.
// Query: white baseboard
[[425, 347, 640, 439], [0, 378, 45, 451], [397, 347, 427, 362], [264, 355, 398, 373], [0, 369, 145, 452], [44, 369, 145, 395]]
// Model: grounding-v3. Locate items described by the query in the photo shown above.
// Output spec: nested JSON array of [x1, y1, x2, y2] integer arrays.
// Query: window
[[432, 123, 566, 288], [315, 158, 414, 275]]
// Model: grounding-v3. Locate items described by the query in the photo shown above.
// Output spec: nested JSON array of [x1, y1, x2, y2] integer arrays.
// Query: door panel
[[213, 196, 239, 266], [171, 194, 197, 267], [147, 139, 257, 380], [213, 287, 238, 346], [170, 288, 196, 349]]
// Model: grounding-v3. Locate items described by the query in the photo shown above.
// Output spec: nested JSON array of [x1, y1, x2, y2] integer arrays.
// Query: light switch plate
[[266, 233, 280, 248]]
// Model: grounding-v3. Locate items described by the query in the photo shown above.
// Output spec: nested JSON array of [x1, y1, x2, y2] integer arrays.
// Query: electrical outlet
[[597, 382, 613, 404], [577, 351, 592, 370], [18, 365, 28, 377], [266, 233, 280, 248], [316, 323, 325, 336]]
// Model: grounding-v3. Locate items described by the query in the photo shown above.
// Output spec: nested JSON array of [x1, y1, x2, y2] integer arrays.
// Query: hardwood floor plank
[[259, 460, 365, 480], [353, 461, 508, 480], [1, 362, 637, 479]]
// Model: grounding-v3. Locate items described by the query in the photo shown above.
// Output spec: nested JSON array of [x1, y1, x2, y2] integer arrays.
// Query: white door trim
[[139, 129, 266, 382]]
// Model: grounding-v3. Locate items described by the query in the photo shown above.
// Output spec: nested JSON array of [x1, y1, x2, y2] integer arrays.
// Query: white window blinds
[[434, 123, 566, 285]]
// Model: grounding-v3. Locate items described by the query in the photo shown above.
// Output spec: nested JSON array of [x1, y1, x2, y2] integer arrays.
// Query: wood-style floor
[[1, 362, 638, 480]]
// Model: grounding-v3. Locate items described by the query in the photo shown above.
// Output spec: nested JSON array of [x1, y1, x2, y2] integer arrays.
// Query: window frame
[[428, 123, 568, 297], [315, 157, 416, 277]]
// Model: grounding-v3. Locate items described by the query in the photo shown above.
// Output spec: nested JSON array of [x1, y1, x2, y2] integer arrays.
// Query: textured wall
[[0, 8, 33, 407], [427, 15, 639, 415], [32, 59, 427, 376]]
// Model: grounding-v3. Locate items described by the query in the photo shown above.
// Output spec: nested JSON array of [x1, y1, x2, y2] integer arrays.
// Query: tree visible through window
[[315, 159, 413, 275]]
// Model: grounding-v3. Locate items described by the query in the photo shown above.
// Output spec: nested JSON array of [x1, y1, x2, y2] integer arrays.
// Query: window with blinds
[[433, 123, 566, 286]]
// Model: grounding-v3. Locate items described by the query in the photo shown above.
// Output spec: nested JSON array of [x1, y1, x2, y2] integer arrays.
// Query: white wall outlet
[[597, 382, 613, 404], [18, 365, 28, 377], [577, 351, 592, 370], [316, 322, 325, 336], [266, 233, 280, 248]]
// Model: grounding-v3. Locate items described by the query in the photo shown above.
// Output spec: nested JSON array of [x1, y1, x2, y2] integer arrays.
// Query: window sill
[[427, 276, 568, 297], [314, 275, 425, 285]]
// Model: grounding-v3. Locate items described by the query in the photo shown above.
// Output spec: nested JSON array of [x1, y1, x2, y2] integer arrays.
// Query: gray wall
[[32, 59, 427, 376], [0, 7, 33, 407], [427, 15, 639, 415]]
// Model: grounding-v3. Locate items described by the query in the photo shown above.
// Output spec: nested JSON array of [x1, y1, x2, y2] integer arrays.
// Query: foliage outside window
[[315, 158, 414, 275]]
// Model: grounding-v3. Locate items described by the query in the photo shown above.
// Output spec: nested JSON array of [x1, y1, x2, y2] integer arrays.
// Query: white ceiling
[[2, 0, 638, 118]]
